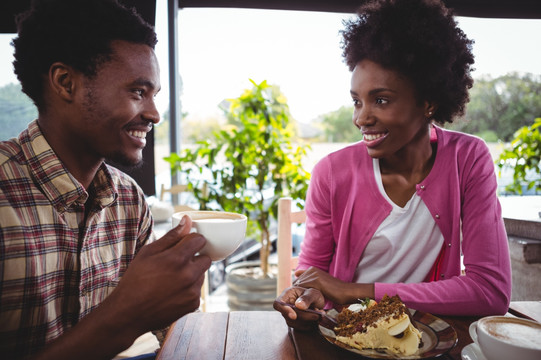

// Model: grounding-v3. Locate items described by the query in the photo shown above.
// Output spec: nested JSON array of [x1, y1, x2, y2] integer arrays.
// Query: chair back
[[160, 184, 198, 212], [277, 197, 306, 296]]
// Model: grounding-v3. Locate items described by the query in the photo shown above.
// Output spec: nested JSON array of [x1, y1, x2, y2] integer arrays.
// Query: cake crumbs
[[335, 295, 407, 337]]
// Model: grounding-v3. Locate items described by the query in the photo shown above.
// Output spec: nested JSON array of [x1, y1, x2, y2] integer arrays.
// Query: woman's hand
[[293, 267, 350, 304], [273, 287, 325, 331], [293, 267, 375, 304]]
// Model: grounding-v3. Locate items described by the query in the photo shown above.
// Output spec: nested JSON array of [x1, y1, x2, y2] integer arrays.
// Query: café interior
[[1, 1, 540, 359]]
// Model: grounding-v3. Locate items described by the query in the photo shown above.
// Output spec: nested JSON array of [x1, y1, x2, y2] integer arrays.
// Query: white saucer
[[461, 342, 487, 360]]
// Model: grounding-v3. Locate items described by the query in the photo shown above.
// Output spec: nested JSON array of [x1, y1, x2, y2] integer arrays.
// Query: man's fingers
[[145, 216, 194, 253], [172, 232, 208, 257], [191, 248, 212, 270], [171, 215, 193, 237]]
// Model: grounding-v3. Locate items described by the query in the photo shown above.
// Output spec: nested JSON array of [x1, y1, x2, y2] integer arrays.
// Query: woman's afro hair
[[341, 0, 475, 123]]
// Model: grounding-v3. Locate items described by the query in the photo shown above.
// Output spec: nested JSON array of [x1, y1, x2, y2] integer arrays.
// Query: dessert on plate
[[333, 295, 423, 356]]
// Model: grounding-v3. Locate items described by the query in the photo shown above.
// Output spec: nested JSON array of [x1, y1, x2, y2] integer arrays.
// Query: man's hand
[[33, 215, 211, 360], [106, 215, 212, 334]]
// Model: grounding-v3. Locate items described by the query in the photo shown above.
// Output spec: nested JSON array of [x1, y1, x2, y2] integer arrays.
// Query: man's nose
[[142, 99, 160, 124]]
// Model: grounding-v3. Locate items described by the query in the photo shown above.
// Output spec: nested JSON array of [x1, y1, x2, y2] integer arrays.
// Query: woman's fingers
[[294, 288, 326, 310]]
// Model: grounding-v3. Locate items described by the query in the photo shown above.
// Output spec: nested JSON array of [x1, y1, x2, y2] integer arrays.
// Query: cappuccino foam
[[195, 218, 236, 222], [484, 320, 541, 350]]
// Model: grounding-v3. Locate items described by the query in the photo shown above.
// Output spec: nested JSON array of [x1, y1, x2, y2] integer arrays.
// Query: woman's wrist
[[345, 283, 375, 304]]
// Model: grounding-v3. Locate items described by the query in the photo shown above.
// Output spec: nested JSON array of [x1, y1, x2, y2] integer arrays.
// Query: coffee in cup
[[469, 316, 541, 360], [172, 210, 247, 261]]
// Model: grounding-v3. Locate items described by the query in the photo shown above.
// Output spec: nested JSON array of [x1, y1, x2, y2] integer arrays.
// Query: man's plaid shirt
[[0, 120, 154, 358]]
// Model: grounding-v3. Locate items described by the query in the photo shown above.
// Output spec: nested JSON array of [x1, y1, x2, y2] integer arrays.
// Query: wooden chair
[[277, 197, 306, 296], [159, 184, 197, 212], [159, 183, 209, 311]]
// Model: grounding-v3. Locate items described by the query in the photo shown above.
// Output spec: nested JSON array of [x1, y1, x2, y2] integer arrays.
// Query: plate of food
[[318, 295, 458, 359]]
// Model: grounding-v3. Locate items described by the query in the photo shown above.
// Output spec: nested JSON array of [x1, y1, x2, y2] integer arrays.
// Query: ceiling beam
[[177, 0, 541, 19], [2, 0, 541, 34]]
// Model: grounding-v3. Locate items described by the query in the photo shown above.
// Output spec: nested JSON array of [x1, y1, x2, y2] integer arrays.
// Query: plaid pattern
[[0, 120, 155, 359]]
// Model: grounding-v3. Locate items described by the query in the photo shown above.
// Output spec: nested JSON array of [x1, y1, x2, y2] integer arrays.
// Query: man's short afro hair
[[12, 0, 158, 110]]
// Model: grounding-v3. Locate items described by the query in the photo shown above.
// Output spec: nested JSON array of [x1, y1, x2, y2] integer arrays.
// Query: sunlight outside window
[[1, 6, 540, 199]]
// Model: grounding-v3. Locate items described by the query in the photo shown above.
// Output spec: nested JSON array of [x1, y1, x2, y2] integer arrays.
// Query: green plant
[[318, 105, 361, 143], [496, 117, 541, 194], [476, 130, 499, 143], [164, 79, 311, 276], [447, 73, 541, 141]]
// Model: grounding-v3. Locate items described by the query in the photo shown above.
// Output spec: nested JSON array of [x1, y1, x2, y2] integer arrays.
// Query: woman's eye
[[352, 99, 360, 106], [375, 98, 388, 105]]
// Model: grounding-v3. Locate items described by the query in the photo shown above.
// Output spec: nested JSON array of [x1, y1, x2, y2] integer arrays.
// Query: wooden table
[[157, 311, 296, 360], [508, 301, 541, 323], [157, 302, 539, 360]]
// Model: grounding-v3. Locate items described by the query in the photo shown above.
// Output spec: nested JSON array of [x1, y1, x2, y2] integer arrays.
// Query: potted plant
[[164, 79, 310, 309], [497, 117, 541, 195]]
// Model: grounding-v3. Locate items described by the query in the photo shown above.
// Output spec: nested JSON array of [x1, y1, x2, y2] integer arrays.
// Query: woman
[[274, 0, 511, 330]]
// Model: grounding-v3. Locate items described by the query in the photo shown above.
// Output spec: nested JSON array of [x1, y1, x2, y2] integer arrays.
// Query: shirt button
[[420, 185, 425, 189], [435, 214, 440, 219], [448, 243, 452, 247]]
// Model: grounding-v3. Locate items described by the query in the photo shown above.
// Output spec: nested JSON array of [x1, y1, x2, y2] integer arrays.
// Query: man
[[0, 0, 211, 358]]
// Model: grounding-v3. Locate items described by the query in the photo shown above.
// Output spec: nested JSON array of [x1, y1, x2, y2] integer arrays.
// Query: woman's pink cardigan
[[298, 126, 511, 316]]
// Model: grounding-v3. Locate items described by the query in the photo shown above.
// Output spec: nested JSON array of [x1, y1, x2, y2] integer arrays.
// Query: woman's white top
[[353, 159, 443, 284]]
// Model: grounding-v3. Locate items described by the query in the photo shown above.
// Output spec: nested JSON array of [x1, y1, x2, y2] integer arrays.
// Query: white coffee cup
[[469, 316, 541, 360], [172, 210, 247, 261]]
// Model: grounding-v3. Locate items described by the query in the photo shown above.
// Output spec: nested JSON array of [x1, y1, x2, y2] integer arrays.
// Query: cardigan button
[[448, 243, 452, 247], [420, 185, 425, 189], [435, 214, 440, 219]]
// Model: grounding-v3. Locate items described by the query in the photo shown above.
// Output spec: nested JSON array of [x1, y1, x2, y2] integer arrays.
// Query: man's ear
[[49, 62, 76, 101]]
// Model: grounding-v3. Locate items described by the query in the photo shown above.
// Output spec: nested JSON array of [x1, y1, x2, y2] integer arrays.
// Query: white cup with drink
[[469, 315, 541, 360], [172, 210, 247, 261]]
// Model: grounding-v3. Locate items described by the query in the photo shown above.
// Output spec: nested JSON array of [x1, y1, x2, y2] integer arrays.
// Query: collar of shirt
[[20, 120, 117, 213]]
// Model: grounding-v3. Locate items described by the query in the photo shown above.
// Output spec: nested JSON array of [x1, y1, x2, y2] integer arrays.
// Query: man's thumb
[[148, 215, 193, 252], [172, 215, 193, 237]]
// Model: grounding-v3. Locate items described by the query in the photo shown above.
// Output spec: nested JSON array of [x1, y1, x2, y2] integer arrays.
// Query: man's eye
[[376, 98, 388, 105], [352, 99, 360, 106], [134, 89, 144, 96]]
